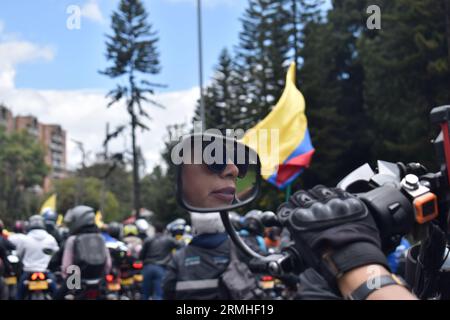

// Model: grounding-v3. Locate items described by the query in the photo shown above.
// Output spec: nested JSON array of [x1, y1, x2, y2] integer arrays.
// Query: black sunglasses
[[201, 140, 250, 178]]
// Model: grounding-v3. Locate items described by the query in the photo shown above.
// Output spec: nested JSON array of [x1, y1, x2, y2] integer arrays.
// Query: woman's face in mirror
[[182, 162, 239, 209]]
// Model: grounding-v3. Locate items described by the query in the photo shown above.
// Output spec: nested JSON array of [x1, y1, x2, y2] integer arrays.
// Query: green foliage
[[359, 0, 450, 170], [141, 125, 189, 224], [100, 0, 450, 219], [235, 0, 293, 128], [188, 0, 450, 212], [194, 48, 239, 130], [53, 177, 121, 222], [0, 128, 48, 224], [79, 163, 133, 216]]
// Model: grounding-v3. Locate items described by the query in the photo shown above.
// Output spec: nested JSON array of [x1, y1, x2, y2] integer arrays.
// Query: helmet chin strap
[[189, 212, 225, 236]]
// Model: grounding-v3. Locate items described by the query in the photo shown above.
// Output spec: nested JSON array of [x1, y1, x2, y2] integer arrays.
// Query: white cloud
[[81, 0, 105, 24], [0, 20, 198, 173], [0, 86, 198, 173], [0, 23, 55, 89]]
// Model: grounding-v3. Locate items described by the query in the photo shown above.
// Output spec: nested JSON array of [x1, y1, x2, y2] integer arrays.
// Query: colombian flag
[[241, 62, 314, 189]]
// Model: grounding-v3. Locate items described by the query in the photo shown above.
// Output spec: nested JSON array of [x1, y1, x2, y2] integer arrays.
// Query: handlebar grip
[[248, 258, 269, 274]]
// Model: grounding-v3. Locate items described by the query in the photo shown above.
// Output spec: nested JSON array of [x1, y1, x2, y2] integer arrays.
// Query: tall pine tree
[[194, 48, 241, 131], [100, 0, 163, 215], [234, 0, 292, 128]]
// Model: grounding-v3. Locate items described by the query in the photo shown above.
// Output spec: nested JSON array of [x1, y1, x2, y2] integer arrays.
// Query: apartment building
[[0, 104, 14, 133], [2, 106, 67, 192]]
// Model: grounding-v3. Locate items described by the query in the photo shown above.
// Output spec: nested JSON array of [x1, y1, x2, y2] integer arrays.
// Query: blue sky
[[0, 0, 330, 171], [0, 0, 250, 170], [0, 0, 247, 92]]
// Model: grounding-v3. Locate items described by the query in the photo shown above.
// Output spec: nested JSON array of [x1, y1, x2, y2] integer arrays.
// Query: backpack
[[73, 233, 107, 279], [220, 243, 263, 300]]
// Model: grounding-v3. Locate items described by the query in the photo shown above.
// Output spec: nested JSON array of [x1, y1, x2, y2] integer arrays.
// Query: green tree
[[141, 125, 188, 224], [235, 0, 293, 128], [194, 48, 242, 130], [53, 177, 121, 222], [0, 128, 48, 224], [359, 0, 450, 170], [100, 0, 163, 216], [297, 0, 374, 188], [79, 162, 133, 216]]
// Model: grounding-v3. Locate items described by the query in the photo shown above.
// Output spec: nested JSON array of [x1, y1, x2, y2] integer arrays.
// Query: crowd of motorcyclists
[[0, 132, 420, 300], [0, 206, 325, 300]]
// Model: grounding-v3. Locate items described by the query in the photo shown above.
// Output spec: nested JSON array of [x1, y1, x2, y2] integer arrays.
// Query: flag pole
[[285, 183, 292, 202]]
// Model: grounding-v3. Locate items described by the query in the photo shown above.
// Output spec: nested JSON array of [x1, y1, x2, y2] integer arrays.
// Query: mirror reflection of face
[[182, 161, 239, 209]]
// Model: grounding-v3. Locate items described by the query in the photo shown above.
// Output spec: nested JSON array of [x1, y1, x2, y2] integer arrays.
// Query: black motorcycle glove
[[277, 185, 389, 287]]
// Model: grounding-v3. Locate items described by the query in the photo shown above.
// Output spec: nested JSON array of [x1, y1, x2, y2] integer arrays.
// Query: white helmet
[[135, 218, 149, 234]]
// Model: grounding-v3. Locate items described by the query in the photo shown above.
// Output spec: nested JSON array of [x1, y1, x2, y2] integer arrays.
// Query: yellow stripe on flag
[[241, 62, 308, 180]]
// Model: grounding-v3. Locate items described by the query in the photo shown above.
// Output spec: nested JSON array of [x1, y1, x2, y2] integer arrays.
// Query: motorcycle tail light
[[261, 276, 273, 281], [106, 274, 114, 283], [133, 262, 143, 270]]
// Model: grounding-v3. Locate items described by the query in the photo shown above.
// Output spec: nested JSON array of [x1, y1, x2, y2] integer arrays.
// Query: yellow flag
[[95, 211, 104, 228], [56, 214, 64, 226], [40, 194, 57, 214]]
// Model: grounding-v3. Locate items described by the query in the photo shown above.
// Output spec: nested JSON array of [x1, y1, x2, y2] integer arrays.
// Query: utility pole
[[100, 123, 110, 214], [72, 139, 87, 205], [197, 0, 205, 131]]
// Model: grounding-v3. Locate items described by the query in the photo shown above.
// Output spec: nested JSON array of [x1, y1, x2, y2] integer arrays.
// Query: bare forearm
[[337, 264, 417, 300]]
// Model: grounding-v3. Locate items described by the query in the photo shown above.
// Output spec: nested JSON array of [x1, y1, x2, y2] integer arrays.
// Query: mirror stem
[[220, 211, 264, 260]]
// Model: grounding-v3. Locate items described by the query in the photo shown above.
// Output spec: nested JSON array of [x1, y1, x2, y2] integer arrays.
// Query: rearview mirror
[[174, 133, 261, 213]]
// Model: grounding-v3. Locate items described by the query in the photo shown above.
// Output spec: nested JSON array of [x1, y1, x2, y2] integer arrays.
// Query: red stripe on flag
[[276, 149, 315, 186]]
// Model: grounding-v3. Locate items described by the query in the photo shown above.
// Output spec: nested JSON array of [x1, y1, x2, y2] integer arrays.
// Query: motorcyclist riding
[[107, 222, 123, 241], [167, 218, 191, 246], [54, 206, 111, 300], [135, 219, 150, 241], [122, 224, 143, 258], [42, 209, 63, 245], [0, 219, 16, 300], [140, 222, 182, 300], [15, 215, 58, 299]]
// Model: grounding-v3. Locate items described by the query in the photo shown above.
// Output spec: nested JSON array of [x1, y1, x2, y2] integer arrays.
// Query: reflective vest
[[173, 238, 231, 300]]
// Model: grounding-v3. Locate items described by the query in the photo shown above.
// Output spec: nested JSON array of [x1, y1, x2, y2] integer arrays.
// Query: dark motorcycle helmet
[[42, 209, 58, 223], [229, 211, 244, 231], [107, 222, 123, 240], [58, 226, 70, 241], [64, 205, 96, 235], [28, 215, 46, 231], [243, 210, 265, 236], [42, 209, 57, 228]]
